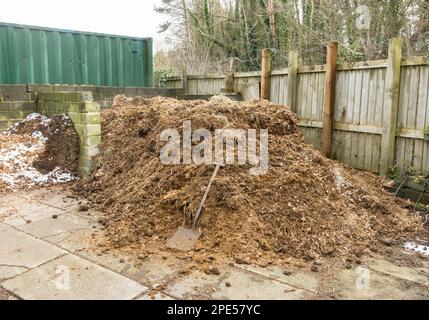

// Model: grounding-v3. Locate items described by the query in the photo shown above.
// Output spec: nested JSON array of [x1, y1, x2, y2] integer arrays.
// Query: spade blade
[[165, 227, 202, 251]]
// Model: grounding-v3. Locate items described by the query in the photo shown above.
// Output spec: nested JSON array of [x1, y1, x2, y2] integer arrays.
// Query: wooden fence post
[[321, 42, 338, 158], [380, 38, 403, 176], [286, 50, 299, 112], [181, 69, 188, 94], [224, 58, 235, 93], [261, 48, 271, 100]]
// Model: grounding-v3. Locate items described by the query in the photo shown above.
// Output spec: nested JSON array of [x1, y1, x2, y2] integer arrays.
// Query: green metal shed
[[0, 22, 153, 87]]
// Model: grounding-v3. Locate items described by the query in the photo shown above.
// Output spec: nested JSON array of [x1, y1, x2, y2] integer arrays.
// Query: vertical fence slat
[[416, 67, 429, 174], [360, 71, 370, 170], [408, 67, 420, 171], [311, 73, 318, 121], [296, 73, 304, 119], [351, 70, 363, 168], [181, 69, 187, 94]]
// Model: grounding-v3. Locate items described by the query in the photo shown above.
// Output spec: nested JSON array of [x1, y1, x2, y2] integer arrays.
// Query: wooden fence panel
[[235, 74, 260, 100], [396, 65, 429, 175], [187, 77, 224, 95], [269, 73, 289, 105], [162, 56, 429, 176], [302, 128, 323, 150], [331, 67, 386, 173], [295, 71, 325, 150], [164, 78, 182, 88]]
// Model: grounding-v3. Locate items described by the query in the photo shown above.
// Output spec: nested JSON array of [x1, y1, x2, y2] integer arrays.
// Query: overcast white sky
[[0, 0, 168, 51]]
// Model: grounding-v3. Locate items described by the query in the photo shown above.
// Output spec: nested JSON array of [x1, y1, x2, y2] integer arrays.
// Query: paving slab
[[2, 254, 147, 300], [235, 264, 319, 292], [2, 205, 65, 227], [164, 271, 221, 299], [0, 198, 30, 222], [120, 256, 185, 285], [414, 258, 429, 277], [21, 189, 78, 211], [366, 259, 429, 287], [0, 287, 19, 300], [0, 266, 28, 280], [0, 193, 25, 206], [212, 269, 308, 300], [78, 251, 183, 285], [0, 223, 10, 232], [44, 229, 95, 253], [17, 213, 95, 239], [333, 268, 429, 300], [0, 200, 16, 219], [137, 292, 174, 300], [1, 195, 43, 213], [0, 225, 66, 269]]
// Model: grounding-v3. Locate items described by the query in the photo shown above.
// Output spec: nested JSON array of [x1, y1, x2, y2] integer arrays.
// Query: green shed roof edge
[[0, 21, 153, 42]]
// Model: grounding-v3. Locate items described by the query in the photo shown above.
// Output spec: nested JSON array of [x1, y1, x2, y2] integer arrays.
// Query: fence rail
[[164, 39, 429, 176]]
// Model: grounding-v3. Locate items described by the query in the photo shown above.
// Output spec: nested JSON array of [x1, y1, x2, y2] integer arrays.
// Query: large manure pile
[[77, 96, 425, 267]]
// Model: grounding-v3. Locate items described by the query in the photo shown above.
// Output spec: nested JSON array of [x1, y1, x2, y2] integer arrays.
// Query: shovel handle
[[192, 164, 221, 229]]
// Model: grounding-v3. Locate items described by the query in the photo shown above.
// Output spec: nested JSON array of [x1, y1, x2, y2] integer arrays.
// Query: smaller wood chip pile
[[77, 96, 427, 267], [0, 113, 79, 192]]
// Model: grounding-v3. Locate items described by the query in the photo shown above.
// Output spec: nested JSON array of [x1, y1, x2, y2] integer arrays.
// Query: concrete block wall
[[0, 85, 36, 131], [27, 85, 184, 110], [93, 87, 185, 110], [36, 92, 101, 177]]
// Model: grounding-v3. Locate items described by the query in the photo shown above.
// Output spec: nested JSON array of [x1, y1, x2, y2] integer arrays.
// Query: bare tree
[[155, 0, 429, 73]]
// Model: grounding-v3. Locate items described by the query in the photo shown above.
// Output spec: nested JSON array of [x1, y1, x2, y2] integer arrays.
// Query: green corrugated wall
[[0, 23, 153, 87]]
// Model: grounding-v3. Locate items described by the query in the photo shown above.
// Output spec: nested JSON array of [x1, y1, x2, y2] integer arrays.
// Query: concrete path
[[0, 188, 428, 300]]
